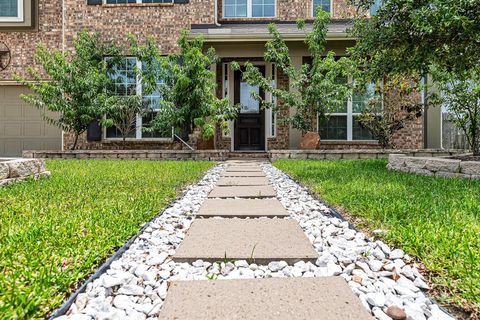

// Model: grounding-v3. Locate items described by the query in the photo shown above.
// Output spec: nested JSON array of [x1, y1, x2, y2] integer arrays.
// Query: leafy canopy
[[15, 30, 120, 149]]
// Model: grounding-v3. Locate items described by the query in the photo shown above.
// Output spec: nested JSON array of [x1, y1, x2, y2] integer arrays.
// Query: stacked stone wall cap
[[460, 161, 480, 175], [403, 157, 427, 169], [425, 158, 461, 173]]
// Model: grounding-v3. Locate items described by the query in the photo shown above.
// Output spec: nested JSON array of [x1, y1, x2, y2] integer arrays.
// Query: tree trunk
[[71, 134, 79, 151], [122, 136, 127, 150]]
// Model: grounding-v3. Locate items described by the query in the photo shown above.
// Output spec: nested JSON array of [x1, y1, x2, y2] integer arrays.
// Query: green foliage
[[431, 67, 480, 156], [275, 159, 480, 315], [349, 0, 480, 153], [101, 95, 151, 149], [348, 0, 479, 76], [0, 160, 213, 319], [356, 77, 423, 148], [15, 30, 120, 150], [135, 30, 238, 141], [235, 9, 354, 133]]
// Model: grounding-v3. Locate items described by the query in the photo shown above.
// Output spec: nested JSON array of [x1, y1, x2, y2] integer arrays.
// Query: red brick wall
[[0, 0, 62, 81], [217, 0, 356, 22]]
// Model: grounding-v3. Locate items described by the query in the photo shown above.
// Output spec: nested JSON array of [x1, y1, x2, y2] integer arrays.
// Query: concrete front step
[[173, 219, 318, 264], [222, 171, 266, 177], [197, 198, 289, 218], [208, 186, 276, 198], [158, 277, 374, 320], [216, 176, 270, 186]]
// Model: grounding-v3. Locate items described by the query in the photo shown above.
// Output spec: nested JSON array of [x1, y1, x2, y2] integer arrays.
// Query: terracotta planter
[[300, 131, 321, 150]]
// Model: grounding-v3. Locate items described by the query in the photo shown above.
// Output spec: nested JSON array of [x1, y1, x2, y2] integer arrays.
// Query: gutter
[[188, 32, 353, 42]]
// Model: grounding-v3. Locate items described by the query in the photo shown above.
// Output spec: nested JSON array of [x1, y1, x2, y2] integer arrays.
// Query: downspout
[[214, 0, 221, 26]]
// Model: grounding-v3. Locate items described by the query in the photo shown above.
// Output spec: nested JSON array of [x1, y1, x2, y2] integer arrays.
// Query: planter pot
[[300, 131, 321, 150]]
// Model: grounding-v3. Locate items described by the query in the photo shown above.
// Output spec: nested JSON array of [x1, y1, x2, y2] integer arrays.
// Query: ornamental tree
[[15, 30, 120, 150], [348, 0, 480, 154], [234, 9, 354, 134], [135, 30, 238, 143]]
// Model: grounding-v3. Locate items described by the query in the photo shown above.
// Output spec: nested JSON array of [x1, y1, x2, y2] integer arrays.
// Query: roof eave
[[188, 32, 355, 42]]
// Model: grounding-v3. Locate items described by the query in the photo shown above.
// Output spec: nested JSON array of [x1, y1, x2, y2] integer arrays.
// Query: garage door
[[0, 85, 62, 157]]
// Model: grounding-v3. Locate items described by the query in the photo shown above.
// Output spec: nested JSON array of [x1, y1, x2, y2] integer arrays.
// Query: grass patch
[[274, 159, 480, 314], [0, 160, 213, 319]]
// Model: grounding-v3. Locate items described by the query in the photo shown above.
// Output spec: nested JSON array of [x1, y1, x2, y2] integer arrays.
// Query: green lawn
[[275, 159, 480, 315], [0, 160, 213, 319]]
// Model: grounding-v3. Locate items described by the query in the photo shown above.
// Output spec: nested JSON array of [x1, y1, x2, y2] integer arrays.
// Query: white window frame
[[103, 0, 173, 4], [311, 0, 333, 17], [0, 0, 24, 22], [267, 63, 277, 138], [223, 0, 276, 18], [318, 78, 381, 141], [222, 63, 233, 138], [104, 57, 172, 141]]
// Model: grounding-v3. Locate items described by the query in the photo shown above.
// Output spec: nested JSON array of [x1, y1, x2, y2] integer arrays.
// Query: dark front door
[[234, 66, 265, 151]]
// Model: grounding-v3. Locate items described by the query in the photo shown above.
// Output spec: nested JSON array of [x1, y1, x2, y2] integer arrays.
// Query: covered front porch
[[190, 22, 356, 151]]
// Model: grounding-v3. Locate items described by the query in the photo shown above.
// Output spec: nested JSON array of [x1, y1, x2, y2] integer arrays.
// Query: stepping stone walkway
[[167, 160, 372, 319], [216, 176, 270, 186], [174, 219, 318, 264], [160, 277, 373, 320], [57, 160, 454, 320], [197, 198, 289, 218], [207, 185, 277, 198]]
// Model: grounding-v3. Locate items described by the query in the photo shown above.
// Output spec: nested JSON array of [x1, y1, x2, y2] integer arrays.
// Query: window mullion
[[247, 0, 252, 18]]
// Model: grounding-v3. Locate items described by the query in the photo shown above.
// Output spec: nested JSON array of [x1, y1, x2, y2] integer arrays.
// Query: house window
[[224, 0, 276, 18], [319, 82, 378, 141], [105, 0, 173, 4], [106, 57, 169, 139], [0, 0, 23, 22], [312, 0, 332, 15]]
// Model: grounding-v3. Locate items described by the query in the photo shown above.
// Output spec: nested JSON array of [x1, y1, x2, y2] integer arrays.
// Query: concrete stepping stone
[[197, 199, 289, 218], [158, 277, 374, 320], [226, 166, 263, 172], [208, 185, 276, 198], [216, 176, 270, 186], [174, 219, 318, 264], [222, 171, 266, 177]]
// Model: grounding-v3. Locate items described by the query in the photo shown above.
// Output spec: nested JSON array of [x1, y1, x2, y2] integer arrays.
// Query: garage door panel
[[4, 123, 23, 137], [0, 86, 62, 157], [4, 105, 23, 119], [2, 141, 23, 157], [25, 107, 43, 119], [24, 122, 43, 137]]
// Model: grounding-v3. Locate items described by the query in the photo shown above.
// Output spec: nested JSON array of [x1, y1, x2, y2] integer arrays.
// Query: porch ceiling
[[190, 22, 353, 42]]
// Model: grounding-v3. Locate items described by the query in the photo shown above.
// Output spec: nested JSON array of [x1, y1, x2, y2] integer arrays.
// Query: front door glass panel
[[240, 82, 260, 114]]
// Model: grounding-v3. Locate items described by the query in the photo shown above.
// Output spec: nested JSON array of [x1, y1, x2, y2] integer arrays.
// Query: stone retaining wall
[[268, 149, 464, 161], [388, 154, 480, 179], [0, 159, 50, 187], [23, 150, 229, 161]]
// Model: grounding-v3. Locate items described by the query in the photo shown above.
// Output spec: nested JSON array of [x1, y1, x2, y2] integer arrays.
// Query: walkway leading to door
[[57, 160, 454, 320], [160, 160, 373, 320]]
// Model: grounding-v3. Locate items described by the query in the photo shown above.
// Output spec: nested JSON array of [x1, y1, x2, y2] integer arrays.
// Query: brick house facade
[[0, 0, 430, 155]]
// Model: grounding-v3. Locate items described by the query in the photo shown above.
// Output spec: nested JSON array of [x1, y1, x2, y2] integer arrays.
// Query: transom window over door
[[312, 0, 332, 15], [0, 0, 23, 22], [224, 0, 276, 18]]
